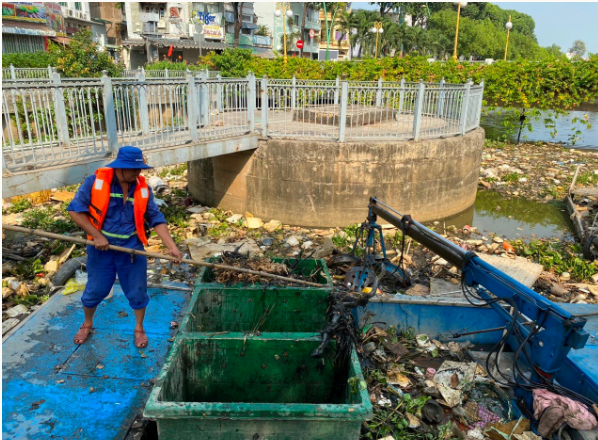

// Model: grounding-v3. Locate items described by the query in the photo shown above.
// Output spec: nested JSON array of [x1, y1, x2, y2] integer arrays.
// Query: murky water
[[481, 109, 598, 150], [438, 190, 574, 241]]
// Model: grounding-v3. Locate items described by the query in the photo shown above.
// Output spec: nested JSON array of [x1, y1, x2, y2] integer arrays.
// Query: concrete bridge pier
[[188, 128, 485, 227]]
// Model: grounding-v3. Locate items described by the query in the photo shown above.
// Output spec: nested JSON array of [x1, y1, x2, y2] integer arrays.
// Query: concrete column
[[199, 69, 209, 127], [338, 82, 349, 142], [137, 68, 150, 135], [10, 64, 16, 80], [51, 68, 70, 145], [398, 77, 406, 114], [101, 70, 119, 153], [187, 71, 199, 142], [437, 77, 445, 118], [460, 80, 472, 135], [247, 71, 256, 132], [216, 73, 223, 112], [291, 75, 296, 111], [261, 75, 269, 137], [412, 81, 425, 141], [375, 77, 383, 107]]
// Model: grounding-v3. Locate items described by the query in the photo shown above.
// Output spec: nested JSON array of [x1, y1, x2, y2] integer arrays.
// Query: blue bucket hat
[[106, 146, 153, 169]]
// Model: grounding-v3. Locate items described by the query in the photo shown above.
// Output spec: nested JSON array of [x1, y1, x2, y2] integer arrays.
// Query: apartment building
[[121, 2, 256, 69], [254, 2, 320, 59]]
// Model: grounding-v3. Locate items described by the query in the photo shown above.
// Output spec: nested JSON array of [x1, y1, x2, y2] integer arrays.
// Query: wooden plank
[[571, 187, 598, 197]]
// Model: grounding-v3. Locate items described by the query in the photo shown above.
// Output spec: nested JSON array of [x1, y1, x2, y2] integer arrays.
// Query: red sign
[[296, 39, 304, 49], [309, 29, 315, 39]]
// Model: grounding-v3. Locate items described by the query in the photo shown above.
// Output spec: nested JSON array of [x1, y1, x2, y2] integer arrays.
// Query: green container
[[144, 333, 372, 440], [196, 257, 333, 288], [182, 258, 332, 333]]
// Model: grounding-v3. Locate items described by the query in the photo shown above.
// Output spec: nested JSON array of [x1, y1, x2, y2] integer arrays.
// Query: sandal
[[134, 329, 148, 349], [74, 324, 93, 345]]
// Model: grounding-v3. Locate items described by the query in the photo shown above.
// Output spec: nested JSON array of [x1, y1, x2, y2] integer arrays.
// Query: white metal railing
[[2, 70, 483, 173], [2, 65, 53, 81]]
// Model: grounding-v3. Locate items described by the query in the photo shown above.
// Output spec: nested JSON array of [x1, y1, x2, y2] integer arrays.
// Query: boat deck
[[2, 282, 191, 440]]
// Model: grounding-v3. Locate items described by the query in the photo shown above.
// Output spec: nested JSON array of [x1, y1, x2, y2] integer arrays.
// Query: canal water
[[481, 108, 598, 150], [440, 190, 574, 242]]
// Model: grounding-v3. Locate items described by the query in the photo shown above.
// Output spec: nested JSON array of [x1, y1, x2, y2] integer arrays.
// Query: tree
[[255, 25, 270, 37], [231, 2, 244, 48], [569, 40, 587, 59], [320, 2, 348, 60], [49, 29, 122, 77], [544, 44, 563, 59]]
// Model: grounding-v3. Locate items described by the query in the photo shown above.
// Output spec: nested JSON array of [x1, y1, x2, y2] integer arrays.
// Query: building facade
[[121, 2, 256, 69], [1, 2, 62, 53], [254, 2, 320, 59], [89, 2, 127, 61], [318, 4, 351, 61]]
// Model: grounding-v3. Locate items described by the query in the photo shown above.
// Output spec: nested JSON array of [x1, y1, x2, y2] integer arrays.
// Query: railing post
[[476, 80, 484, 127], [216, 73, 223, 112], [47, 65, 52, 79], [137, 67, 150, 135], [51, 68, 70, 145], [375, 77, 383, 107], [9, 64, 16, 80], [101, 70, 119, 153], [291, 75, 296, 111], [334, 75, 340, 105], [187, 71, 199, 142], [459, 79, 472, 135], [247, 71, 256, 132], [437, 77, 445, 118], [412, 80, 425, 141], [398, 77, 405, 114], [199, 69, 209, 127], [164, 68, 169, 78], [261, 75, 268, 137], [338, 81, 349, 142]]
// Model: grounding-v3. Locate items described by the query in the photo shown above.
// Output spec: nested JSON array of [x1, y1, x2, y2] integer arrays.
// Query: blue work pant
[[81, 245, 149, 310]]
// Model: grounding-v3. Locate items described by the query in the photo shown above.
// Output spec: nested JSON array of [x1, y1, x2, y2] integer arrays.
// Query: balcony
[[225, 33, 254, 48], [63, 8, 91, 22], [253, 35, 271, 47], [302, 39, 320, 53], [304, 19, 321, 31]]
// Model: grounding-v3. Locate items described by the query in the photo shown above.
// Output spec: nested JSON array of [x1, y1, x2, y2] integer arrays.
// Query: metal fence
[[2, 65, 53, 81], [2, 70, 483, 173]]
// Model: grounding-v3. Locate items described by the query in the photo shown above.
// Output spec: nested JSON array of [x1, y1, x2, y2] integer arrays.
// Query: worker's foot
[[74, 324, 93, 345], [134, 329, 148, 349]]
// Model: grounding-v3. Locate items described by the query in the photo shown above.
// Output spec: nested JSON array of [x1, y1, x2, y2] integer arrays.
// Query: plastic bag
[[62, 269, 88, 295]]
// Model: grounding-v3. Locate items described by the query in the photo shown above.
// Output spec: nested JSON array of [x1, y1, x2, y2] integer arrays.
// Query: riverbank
[[2, 142, 597, 332]]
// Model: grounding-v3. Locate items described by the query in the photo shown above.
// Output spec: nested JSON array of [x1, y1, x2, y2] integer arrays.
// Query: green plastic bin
[[144, 333, 372, 440], [181, 258, 333, 333], [196, 257, 333, 288]]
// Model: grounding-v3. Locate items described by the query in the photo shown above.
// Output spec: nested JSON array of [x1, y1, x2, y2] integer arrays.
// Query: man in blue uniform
[[68, 146, 183, 348]]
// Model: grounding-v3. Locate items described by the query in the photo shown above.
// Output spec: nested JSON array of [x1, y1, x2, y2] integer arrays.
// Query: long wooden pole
[[2, 224, 324, 288]]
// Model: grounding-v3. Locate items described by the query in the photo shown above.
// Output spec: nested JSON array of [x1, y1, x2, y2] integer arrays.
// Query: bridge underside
[[2, 135, 259, 198]]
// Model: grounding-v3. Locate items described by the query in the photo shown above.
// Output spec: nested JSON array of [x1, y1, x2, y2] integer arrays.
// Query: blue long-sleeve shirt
[[68, 172, 166, 248]]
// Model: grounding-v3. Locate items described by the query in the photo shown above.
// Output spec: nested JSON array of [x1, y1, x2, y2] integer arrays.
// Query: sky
[[352, 2, 598, 54]]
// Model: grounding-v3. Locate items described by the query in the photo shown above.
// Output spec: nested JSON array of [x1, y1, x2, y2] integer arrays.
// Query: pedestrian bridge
[[2, 69, 484, 199]]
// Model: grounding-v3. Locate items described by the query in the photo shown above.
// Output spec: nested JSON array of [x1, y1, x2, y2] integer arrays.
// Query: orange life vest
[[87, 168, 150, 245]]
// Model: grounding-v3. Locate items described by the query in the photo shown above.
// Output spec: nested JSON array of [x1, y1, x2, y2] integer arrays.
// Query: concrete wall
[[188, 128, 485, 227]]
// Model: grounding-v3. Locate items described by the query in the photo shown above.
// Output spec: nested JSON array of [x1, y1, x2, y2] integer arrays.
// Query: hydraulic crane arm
[[368, 197, 589, 376]]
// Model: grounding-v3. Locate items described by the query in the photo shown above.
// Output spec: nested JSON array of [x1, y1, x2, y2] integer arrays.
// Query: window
[[242, 14, 252, 22], [159, 7, 165, 18], [294, 15, 300, 25], [241, 28, 251, 35], [226, 23, 234, 34], [74, 2, 82, 11], [59, 2, 67, 6]]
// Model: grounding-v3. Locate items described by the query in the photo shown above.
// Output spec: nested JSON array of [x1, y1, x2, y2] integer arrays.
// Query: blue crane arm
[[368, 197, 589, 376]]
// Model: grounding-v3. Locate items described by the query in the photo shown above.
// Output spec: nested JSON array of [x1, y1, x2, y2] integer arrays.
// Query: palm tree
[[335, 10, 353, 56]]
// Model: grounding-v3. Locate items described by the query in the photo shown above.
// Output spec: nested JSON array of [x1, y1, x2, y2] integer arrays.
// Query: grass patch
[[21, 204, 77, 233], [207, 222, 231, 238], [160, 204, 189, 228], [331, 224, 360, 251], [577, 171, 598, 186], [514, 239, 598, 281], [503, 172, 523, 183]]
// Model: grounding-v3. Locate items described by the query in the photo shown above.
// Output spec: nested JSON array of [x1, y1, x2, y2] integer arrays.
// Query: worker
[[67, 146, 183, 348]]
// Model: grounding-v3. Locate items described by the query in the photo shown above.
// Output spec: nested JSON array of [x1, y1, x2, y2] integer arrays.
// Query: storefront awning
[[123, 38, 226, 51], [51, 36, 71, 46], [1, 22, 56, 36], [253, 47, 277, 59]]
